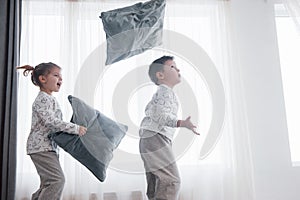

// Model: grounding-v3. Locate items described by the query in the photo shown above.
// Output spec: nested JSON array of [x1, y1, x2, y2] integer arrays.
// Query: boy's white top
[[140, 84, 179, 140], [27, 91, 79, 155]]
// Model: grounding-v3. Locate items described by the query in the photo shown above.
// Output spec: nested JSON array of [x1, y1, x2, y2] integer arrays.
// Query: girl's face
[[39, 66, 62, 95], [158, 59, 181, 88]]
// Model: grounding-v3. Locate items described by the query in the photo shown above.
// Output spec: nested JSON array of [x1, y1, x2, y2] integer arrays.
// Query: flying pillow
[[49, 95, 128, 182], [100, 0, 166, 65]]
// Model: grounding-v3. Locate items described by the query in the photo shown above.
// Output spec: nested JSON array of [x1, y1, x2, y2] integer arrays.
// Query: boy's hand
[[179, 116, 200, 135], [78, 126, 87, 136]]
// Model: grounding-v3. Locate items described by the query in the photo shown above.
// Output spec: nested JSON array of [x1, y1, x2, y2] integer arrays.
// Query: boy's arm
[[147, 89, 178, 128], [147, 87, 199, 135], [177, 116, 200, 135]]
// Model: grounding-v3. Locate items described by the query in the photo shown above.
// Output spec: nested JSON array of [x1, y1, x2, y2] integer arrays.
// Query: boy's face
[[157, 59, 181, 88]]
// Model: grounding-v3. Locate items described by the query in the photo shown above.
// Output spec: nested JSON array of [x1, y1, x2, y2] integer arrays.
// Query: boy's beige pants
[[139, 129, 181, 200]]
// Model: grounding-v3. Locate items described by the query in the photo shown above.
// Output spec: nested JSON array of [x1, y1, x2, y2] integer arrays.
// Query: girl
[[17, 62, 87, 200]]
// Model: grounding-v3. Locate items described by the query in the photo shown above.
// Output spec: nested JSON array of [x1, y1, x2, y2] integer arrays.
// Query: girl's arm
[[33, 96, 82, 134]]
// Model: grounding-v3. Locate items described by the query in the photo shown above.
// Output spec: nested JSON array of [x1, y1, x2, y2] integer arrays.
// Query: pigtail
[[16, 65, 35, 77], [16, 65, 39, 86], [17, 62, 60, 87]]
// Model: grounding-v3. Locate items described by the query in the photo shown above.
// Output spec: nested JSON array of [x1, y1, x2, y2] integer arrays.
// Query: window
[[275, 4, 300, 165], [18, 1, 224, 178], [17, 2, 234, 199]]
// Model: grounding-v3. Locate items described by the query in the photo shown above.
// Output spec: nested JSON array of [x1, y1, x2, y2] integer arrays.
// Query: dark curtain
[[0, 0, 21, 200]]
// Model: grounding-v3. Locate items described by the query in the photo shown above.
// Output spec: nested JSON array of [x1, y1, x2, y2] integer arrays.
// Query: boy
[[139, 55, 199, 200]]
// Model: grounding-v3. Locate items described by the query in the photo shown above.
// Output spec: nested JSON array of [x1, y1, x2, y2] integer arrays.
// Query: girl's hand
[[78, 126, 87, 136], [179, 116, 200, 135]]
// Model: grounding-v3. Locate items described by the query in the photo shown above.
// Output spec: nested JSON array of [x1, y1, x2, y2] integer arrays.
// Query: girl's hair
[[16, 62, 60, 87], [148, 55, 174, 85]]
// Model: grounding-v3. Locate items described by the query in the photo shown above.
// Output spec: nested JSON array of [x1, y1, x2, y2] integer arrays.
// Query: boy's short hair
[[148, 55, 174, 85]]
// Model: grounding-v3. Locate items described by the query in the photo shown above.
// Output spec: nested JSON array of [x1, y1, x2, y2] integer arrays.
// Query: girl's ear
[[38, 75, 47, 84]]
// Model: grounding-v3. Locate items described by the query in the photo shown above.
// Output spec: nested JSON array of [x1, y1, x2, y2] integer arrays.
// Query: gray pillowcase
[[100, 0, 166, 65], [49, 95, 127, 182]]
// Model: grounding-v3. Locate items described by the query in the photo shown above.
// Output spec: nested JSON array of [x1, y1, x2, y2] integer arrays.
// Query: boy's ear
[[156, 71, 164, 80]]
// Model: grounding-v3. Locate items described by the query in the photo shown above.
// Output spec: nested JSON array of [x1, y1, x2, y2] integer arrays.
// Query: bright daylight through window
[[275, 4, 300, 165]]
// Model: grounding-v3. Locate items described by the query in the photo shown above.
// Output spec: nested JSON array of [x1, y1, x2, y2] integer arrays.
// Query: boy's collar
[[159, 84, 172, 89]]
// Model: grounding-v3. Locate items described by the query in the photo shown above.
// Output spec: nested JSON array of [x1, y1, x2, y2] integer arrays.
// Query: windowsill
[[292, 161, 300, 167]]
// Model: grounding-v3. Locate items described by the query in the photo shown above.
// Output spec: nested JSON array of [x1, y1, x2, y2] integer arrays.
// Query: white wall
[[230, 0, 300, 199]]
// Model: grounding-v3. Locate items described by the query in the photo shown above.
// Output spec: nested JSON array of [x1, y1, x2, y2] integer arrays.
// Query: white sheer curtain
[[16, 0, 255, 200]]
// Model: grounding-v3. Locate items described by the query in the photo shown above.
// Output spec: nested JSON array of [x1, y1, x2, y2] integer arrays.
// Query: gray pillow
[[100, 0, 166, 65], [49, 95, 127, 182]]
